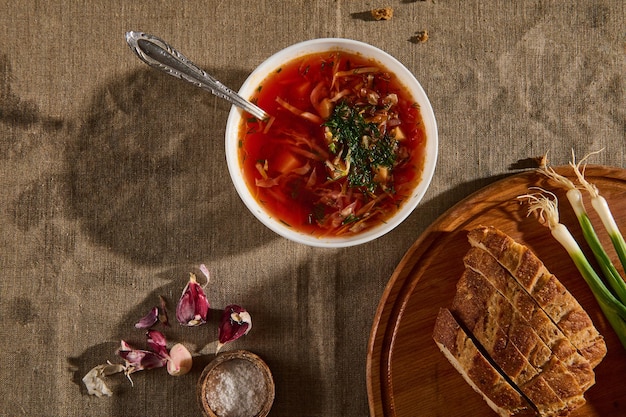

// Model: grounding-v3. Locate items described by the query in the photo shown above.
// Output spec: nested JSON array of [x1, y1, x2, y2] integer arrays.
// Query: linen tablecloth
[[1, 1, 624, 416]]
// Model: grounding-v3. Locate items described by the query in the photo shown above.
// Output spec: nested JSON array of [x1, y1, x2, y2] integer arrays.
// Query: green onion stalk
[[539, 159, 626, 305], [570, 152, 626, 295], [520, 190, 626, 351]]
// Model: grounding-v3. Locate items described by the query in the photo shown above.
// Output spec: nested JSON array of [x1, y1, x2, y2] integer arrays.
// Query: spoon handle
[[125, 31, 268, 120]]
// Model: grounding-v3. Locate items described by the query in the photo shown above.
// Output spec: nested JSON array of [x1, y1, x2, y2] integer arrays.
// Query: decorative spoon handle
[[125, 31, 268, 120]]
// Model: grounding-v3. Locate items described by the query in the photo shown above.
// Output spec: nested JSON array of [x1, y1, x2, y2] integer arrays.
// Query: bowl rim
[[225, 37, 438, 248]]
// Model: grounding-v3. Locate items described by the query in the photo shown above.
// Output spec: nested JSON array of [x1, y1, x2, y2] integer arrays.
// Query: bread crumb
[[371, 7, 393, 21], [411, 30, 429, 43]]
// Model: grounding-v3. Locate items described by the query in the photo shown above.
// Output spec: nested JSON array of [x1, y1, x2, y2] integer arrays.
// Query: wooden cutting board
[[367, 165, 626, 417]]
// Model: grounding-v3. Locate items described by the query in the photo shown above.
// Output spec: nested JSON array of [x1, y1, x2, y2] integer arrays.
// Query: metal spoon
[[125, 31, 269, 120]]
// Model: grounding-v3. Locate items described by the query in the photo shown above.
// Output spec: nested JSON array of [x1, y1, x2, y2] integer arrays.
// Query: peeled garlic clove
[[134, 306, 159, 329], [167, 343, 193, 376], [216, 305, 252, 353], [176, 273, 210, 326]]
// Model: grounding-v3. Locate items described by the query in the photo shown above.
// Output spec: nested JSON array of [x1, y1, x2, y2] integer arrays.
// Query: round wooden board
[[367, 165, 626, 417]]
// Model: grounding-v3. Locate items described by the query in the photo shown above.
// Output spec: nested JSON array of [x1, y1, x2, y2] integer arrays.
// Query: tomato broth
[[239, 50, 427, 238]]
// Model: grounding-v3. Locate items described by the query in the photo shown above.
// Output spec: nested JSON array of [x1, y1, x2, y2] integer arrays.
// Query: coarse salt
[[206, 358, 268, 417]]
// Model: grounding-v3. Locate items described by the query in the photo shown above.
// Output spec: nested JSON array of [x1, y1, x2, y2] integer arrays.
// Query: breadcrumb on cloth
[[371, 7, 393, 20]]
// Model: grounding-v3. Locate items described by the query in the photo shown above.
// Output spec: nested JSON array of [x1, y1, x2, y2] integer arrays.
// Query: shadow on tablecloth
[[67, 67, 278, 264]]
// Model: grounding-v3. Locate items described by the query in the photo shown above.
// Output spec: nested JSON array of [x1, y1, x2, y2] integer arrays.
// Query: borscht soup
[[238, 50, 427, 238]]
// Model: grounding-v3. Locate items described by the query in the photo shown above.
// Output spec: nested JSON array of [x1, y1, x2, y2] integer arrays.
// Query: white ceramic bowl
[[225, 38, 438, 248]]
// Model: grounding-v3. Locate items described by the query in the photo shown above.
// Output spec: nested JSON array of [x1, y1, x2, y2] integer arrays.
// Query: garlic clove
[[134, 306, 159, 329], [216, 305, 252, 353], [167, 343, 193, 376], [176, 273, 210, 326]]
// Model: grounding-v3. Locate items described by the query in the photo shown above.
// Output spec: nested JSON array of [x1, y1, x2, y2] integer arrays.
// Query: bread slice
[[467, 225, 607, 367], [520, 376, 568, 417], [451, 270, 540, 386], [454, 269, 552, 369], [463, 246, 595, 390], [432, 308, 537, 417], [452, 269, 585, 413]]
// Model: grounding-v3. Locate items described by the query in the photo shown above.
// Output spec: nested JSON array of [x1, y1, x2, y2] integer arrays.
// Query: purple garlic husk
[[117, 339, 167, 375], [158, 295, 170, 326], [216, 304, 252, 353], [116, 331, 193, 382], [146, 329, 169, 358], [176, 273, 210, 326], [134, 306, 159, 329]]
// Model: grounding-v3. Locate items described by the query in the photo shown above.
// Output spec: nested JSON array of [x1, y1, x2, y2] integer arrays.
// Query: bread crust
[[432, 226, 606, 416], [452, 269, 585, 413], [433, 308, 537, 417], [464, 246, 595, 391], [467, 225, 607, 368], [452, 270, 540, 386]]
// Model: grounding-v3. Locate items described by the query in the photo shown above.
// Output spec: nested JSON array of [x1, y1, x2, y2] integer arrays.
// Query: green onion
[[593, 196, 626, 271], [519, 190, 626, 350], [570, 152, 626, 289], [539, 160, 626, 305]]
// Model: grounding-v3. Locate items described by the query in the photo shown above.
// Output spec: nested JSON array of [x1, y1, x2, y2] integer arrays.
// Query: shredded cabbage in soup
[[239, 51, 426, 237]]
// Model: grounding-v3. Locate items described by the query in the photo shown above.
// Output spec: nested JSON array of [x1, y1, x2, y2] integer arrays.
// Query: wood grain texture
[[367, 166, 626, 417]]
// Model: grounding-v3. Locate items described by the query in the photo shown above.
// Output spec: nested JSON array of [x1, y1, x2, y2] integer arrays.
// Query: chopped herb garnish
[[342, 214, 360, 225], [324, 102, 397, 193]]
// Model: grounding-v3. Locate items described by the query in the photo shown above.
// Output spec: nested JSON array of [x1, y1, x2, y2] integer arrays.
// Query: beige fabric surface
[[0, 1, 624, 416]]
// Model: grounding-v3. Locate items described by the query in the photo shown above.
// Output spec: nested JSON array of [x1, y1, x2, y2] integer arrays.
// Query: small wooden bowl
[[197, 350, 275, 417]]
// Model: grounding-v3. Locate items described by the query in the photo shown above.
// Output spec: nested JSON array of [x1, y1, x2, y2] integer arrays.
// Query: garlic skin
[[216, 305, 252, 353], [134, 306, 159, 329], [158, 295, 170, 326], [82, 363, 124, 397], [176, 273, 210, 326], [117, 330, 170, 380], [116, 332, 194, 382], [117, 340, 168, 376], [167, 343, 193, 376], [146, 329, 169, 358]]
